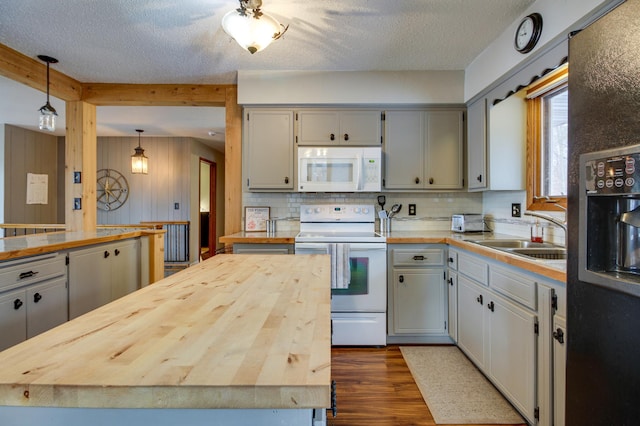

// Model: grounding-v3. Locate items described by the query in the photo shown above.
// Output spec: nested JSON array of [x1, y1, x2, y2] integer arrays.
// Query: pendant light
[[37, 55, 58, 132], [222, 0, 288, 54], [131, 129, 148, 174]]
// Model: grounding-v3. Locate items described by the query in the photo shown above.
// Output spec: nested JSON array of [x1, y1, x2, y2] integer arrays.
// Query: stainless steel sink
[[470, 239, 566, 260], [508, 247, 567, 260], [471, 239, 556, 249]]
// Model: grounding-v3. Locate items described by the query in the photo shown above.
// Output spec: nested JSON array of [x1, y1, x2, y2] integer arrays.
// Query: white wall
[[238, 70, 464, 105], [464, 0, 620, 101]]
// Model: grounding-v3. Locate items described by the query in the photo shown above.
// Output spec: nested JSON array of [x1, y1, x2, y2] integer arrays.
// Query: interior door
[[199, 158, 216, 259]]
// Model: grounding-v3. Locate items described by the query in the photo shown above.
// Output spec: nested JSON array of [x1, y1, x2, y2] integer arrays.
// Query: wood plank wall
[[4, 125, 61, 224]]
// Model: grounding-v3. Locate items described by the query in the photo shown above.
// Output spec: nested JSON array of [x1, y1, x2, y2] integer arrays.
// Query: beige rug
[[400, 346, 525, 424]]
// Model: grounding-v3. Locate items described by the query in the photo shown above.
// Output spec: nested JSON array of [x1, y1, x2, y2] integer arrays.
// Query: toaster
[[451, 214, 485, 233]]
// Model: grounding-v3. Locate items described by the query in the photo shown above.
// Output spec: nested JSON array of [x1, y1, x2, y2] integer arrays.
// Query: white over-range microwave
[[298, 146, 382, 192]]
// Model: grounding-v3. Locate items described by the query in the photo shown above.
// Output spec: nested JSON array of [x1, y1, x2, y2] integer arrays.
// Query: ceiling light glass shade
[[38, 103, 57, 132], [131, 130, 148, 174], [222, 7, 286, 54]]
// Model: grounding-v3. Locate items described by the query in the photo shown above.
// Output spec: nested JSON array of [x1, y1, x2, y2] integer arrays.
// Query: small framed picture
[[244, 206, 270, 232]]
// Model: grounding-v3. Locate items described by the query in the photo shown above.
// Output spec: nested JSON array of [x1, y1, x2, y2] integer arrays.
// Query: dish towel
[[332, 243, 351, 289]]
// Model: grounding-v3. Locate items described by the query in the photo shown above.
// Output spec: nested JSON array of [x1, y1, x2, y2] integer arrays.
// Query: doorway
[[199, 158, 217, 260]]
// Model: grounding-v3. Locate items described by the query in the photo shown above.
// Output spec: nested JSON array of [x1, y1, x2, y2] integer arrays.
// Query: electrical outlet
[[512, 203, 521, 217], [408, 204, 416, 216], [73, 198, 82, 210], [73, 171, 82, 184]]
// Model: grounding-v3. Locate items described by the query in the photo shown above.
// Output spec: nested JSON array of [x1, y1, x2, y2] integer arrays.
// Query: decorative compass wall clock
[[97, 168, 129, 211]]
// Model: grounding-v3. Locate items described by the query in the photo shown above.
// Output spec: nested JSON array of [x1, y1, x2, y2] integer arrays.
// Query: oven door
[[294, 242, 387, 312]]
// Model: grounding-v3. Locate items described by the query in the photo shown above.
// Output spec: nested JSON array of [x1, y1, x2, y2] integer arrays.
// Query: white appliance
[[451, 214, 485, 233], [295, 204, 387, 346], [297, 147, 382, 192]]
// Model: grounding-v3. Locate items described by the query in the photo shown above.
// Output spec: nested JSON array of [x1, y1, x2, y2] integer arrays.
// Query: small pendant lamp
[[131, 129, 148, 174], [37, 55, 58, 132]]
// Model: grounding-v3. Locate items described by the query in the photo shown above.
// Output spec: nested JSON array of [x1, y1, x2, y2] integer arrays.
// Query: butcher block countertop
[[0, 228, 163, 261], [0, 254, 332, 410]]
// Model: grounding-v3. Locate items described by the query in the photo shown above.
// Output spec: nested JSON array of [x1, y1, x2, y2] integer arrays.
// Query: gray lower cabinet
[[0, 253, 67, 351], [68, 239, 140, 319], [233, 243, 293, 254], [455, 247, 565, 426], [387, 244, 449, 344]]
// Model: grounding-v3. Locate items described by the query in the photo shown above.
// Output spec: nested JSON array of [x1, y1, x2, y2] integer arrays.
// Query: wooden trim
[[225, 87, 243, 235], [525, 66, 568, 212], [0, 43, 82, 101], [81, 83, 231, 106]]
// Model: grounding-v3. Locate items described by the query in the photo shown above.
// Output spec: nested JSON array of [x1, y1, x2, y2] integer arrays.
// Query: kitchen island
[[0, 254, 332, 426]]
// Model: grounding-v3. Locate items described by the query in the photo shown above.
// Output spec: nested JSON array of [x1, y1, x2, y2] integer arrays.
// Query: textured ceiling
[[0, 0, 535, 149]]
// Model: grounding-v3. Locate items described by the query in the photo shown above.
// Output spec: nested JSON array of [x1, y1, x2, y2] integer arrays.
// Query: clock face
[[97, 169, 129, 211], [515, 13, 542, 54]]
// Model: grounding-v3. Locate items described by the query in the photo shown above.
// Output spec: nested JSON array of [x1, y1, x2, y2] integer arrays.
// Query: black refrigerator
[[567, 0, 640, 425]]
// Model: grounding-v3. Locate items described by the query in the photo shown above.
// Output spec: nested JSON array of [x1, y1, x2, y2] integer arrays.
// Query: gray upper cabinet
[[384, 109, 464, 190], [466, 98, 488, 191], [296, 110, 382, 146], [245, 109, 295, 190]]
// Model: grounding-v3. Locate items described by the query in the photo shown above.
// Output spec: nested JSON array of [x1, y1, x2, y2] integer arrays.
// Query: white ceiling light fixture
[[222, 0, 288, 54], [37, 55, 58, 132], [131, 129, 148, 175]]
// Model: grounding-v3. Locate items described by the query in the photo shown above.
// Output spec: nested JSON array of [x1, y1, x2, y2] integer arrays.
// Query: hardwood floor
[[327, 345, 527, 426]]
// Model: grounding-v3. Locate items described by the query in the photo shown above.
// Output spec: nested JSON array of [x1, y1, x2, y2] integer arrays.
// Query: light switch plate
[[73, 171, 81, 184], [408, 204, 416, 216]]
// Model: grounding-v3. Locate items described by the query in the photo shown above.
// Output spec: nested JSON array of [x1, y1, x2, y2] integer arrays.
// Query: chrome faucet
[[524, 210, 567, 233]]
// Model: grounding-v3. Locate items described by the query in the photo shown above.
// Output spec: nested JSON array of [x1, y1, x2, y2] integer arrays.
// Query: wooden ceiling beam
[[0, 43, 82, 101], [81, 83, 230, 106]]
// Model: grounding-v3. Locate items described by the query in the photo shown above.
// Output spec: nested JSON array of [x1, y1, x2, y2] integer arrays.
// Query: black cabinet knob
[[344, 133, 349, 141], [33, 293, 42, 303], [448, 278, 453, 286], [553, 328, 565, 344], [487, 301, 495, 312], [415, 177, 420, 184], [284, 176, 289, 184], [14, 299, 23, 310], [399, 275, 404, 283], [104, 251, 110, 258], [115, 249, 120, 256], [330, 133, 335, 141], [448, 257, 454, 263], [429, 177, 434, 185], [476, 295, 483, 305], [477, 174, 483, 182]]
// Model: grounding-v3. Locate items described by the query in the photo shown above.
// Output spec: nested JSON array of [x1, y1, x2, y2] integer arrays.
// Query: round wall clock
[[97, 168, 129, 211], [514, 13, 543, 54]]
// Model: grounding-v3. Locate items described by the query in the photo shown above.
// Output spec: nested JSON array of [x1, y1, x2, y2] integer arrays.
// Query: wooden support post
[[225, 86, 243, 235], [65, 101, 97, 232]]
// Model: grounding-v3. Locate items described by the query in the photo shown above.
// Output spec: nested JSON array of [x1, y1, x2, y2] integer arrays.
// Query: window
[[526, 65, 568, 211]]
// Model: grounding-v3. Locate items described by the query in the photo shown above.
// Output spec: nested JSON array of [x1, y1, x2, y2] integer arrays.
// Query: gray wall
[[3, 124, 63, 224]]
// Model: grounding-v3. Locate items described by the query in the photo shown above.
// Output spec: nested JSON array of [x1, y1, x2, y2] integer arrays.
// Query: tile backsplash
[[242, 190, 566, 246]]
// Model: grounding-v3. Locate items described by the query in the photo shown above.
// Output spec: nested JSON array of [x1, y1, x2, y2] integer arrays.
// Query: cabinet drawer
[[447, 250, 458, 270], [489, 264, 537, 310], [392, 248, 444, 266], [0, 254, 66, 293], [458, 251, 488, 285]]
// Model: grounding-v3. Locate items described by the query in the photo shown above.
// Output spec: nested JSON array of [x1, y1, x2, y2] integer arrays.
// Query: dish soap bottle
[[531, 220, 544, 243]]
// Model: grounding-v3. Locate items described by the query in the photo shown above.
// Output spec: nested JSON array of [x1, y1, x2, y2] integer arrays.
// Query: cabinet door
[[26, 276, 68, 339], [393, 268, 446, 335], [447, 271, 457, 342], [467, 98, 487, 190], [68, 246, 112, 319], [384, 110, 424, 189], [111, 240, 140, 300], [297, 110, 340, 145], [0, 288, 26, 351], [457, 274, 486, 368], [339, 111, 381, 146], [246, 110, 294, 189], [553, 316, 566, 426], [425, 110, 463, 189], [487, 293, 537, 422]]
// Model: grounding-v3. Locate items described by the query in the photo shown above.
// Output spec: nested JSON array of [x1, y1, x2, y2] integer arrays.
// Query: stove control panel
[[300, 204, 375, 222]]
